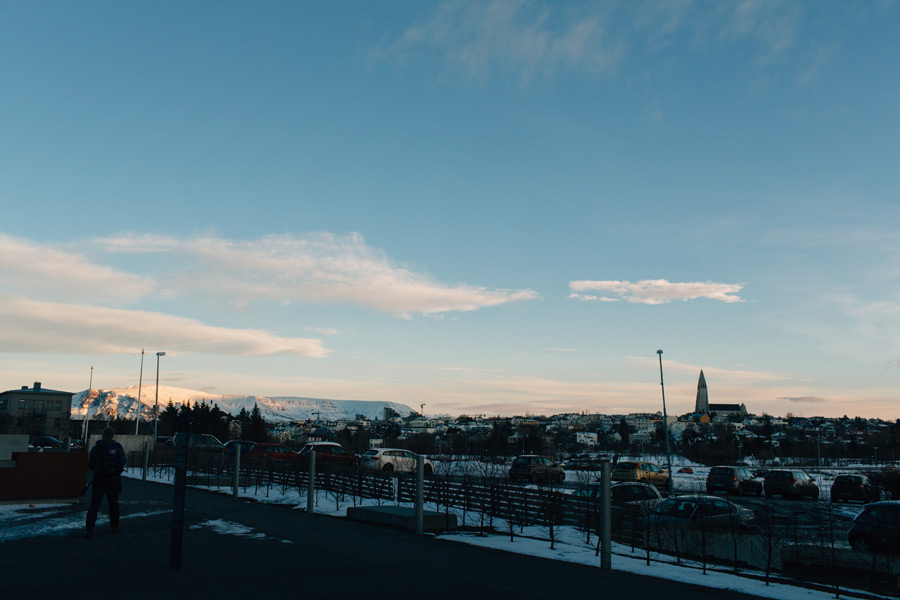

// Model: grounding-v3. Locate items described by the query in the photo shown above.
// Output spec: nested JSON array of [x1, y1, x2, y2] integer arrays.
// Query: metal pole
[[233, 445, 241, 499], [152, 352, 166, 443], [600, 459, 611, 570], [307, 450, 316, 513], [82, 366, 93, 445], [415, 455, 424, 535], [134, 349, 144, 435], [142, 441, 149, 481], [657, 350, 673, 494]]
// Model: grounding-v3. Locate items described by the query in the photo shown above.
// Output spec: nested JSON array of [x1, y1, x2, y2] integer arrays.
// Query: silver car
[[360, 448, 434, 476]]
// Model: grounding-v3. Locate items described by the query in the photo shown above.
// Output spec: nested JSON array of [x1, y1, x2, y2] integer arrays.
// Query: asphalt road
[[1, 478, 777, 600]]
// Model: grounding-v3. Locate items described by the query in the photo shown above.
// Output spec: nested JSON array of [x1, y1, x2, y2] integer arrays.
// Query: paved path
[[1, 479, 770, 599]]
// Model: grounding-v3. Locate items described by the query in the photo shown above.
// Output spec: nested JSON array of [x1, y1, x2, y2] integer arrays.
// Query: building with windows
[[0, 382, 74, 440]]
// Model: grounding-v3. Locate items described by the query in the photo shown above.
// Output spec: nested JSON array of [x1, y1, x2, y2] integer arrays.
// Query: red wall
[[0, 452, 88, 501]]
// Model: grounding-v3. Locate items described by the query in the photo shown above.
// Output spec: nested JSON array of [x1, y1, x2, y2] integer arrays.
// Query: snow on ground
[[189, 518, 294, 543], [0, 502, 168, 542]]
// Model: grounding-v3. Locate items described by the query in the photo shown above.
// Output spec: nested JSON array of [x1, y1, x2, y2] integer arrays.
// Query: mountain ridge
[[71, 385, 416, 422]]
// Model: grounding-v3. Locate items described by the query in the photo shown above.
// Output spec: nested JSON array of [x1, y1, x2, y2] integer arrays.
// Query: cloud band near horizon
[[569, 279, 745, 304]]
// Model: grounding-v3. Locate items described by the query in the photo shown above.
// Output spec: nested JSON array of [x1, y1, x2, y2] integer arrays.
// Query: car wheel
[[852, 537, 873, 553], [423, 464, 433, 477], [382, 463, 394, 473], [557, 472, 565, 484]]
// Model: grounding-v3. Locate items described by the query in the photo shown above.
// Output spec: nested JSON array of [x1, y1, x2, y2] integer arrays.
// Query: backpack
[[101, 442, 126, 477]]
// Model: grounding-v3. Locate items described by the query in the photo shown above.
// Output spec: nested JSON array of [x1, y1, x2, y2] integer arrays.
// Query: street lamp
[[657, 349, 673, 494], [152, 352, 166, 442], [134, 349, 145, 435]]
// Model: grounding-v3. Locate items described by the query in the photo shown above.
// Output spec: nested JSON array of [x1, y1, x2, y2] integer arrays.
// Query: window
[[27, 399, 35, 409], [19, 399, 25, 409], [0, 397, 6, 411], [55, 400, 62, 411]]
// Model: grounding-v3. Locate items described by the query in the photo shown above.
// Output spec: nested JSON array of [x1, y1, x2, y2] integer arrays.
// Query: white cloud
[[373, 0, 625, 84], [96, 232, 538, 315], [0, 234, 152, 301], [0, 295, 328, 357], [569, 279, 744, 304], [374, 1, 816, 84]]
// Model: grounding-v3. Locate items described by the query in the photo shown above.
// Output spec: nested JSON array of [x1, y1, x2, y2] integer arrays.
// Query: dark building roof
[[0, 382, 72, 395]]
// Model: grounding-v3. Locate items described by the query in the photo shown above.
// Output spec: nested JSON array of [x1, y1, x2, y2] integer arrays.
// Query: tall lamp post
[[152, 351, 166, 442], [134, 349, 145, 435], [657, 349, 673, 493]]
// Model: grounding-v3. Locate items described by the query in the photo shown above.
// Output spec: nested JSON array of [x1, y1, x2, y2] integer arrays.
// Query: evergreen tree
[[248, 404, 268, 442]]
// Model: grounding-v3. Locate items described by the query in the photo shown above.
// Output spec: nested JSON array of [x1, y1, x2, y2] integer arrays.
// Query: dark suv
[[508, 455, 565, 484], [849, 501, 900, 553], [764, 469, 819, 499], [706, 466, 762, 496], [831, 474, 880, 504]]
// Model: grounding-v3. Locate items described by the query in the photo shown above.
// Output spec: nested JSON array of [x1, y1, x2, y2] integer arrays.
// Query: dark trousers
[[86, 478, 121, 530]]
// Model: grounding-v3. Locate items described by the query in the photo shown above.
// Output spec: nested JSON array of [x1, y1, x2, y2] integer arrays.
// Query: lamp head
[[657, 349, 663, 355], [157, 351, 166, 357]]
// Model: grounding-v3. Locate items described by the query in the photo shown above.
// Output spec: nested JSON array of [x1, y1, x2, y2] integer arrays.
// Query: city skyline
[[2, 2, 899, 419]]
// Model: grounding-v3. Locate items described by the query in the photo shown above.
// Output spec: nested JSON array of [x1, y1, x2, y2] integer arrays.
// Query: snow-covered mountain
[[70, 385, 415, 422]]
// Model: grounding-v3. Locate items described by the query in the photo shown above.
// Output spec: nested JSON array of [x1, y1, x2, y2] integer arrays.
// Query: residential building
[[0, 382, 74, 440]]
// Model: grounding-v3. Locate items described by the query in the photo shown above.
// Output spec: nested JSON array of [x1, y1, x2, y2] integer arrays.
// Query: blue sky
[[2, 1, 899, 419]]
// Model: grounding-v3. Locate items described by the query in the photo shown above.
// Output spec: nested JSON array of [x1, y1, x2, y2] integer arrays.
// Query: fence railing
[[133, 449, 900, 597]]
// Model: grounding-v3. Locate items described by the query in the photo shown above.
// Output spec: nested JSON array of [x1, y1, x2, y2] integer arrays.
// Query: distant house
[[0, 382, 74, 440]]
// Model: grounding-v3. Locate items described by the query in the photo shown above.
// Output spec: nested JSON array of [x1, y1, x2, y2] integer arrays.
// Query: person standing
[[85, 426, 126, 538]]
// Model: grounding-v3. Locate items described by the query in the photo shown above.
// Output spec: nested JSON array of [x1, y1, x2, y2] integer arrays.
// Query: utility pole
[[134, 349, 145, 435], [82, 366, 93, 444], [657, 350, 674, 494]]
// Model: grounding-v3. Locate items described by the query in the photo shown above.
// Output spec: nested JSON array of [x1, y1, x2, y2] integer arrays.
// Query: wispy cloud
[[0, 295, 328, 357], [96, 232, 538, 315], [569, 279, 745, 304], [778, 396, 827, 403], [374, 0, 823, 85], [372, 0, 625, 84], [0, 234, 152, 301]]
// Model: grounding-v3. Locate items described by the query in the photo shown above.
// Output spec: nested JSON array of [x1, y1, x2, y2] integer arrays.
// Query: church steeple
[[695, 370, 709, 415]]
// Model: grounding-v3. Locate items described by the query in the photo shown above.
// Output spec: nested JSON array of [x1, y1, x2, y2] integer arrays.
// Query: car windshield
[[615, 462, 637, 470], [656, 498, 698, 518], [710, 467, 733, 476], [362, 450, 378, 457]]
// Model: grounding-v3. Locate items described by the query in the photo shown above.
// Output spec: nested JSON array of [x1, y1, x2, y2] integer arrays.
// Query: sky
[[2, 1, 899, 419]]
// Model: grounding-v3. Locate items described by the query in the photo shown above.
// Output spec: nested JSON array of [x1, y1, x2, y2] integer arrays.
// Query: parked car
[[849, 501, 900, 554], [611, 461, 670, 490], [173, 433, 224, 451], [29, 436, 65, 448], [764, 469, 819, 499], [831, 474, 880, 504], [247, 443, 297, 461], [643, 495, 757, 531], [298, 442, 359, 466], [569, 482, 663, 527], [706, 466, 763, 496], [508, 455, 566, 484], [360, 448, 434, 476], [223, 440, 256, 457]]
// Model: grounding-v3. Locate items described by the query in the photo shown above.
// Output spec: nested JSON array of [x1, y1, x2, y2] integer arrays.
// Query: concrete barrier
[[347, 505, 458, 533]]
